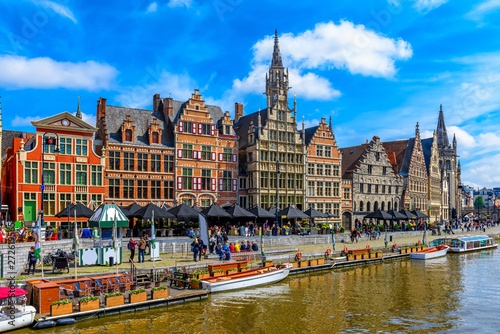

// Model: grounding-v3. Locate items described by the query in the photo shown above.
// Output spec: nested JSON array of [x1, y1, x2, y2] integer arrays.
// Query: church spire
[[271, 29, 283, 68], [436, 104, 449, 148], [76, 96, 82, 119]]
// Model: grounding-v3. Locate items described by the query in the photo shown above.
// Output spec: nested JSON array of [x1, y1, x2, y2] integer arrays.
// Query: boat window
[[467, 242, 473, 249], [451, 239, 460, 247], [473, 241, 480, 248]]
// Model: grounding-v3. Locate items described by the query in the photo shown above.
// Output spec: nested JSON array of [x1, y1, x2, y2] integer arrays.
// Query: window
[[109, 151, 120, 170], [239, 177, 247, 189], [137, 153, 148, 171], [152, 132, 159, 144], [60, 163, 71, 185], [43, 137, 56, 154], [296, 155, 303, 163], [109, 179, 120, 198], [317, 182, 324, 196], [383, 167, 387, 175], [325, 165, 332, 176], [260, 172, 268, 188], [164, 155, 174, 173], [59, 138, 72, 155], [91, 166, 103, 186], [225, 126, 230, 135], [260, 151, 268, 161], [75, 165, 87, 185], [296, 174, 303, 188], [367, 184, 372, 193], [182, 144, 193, 159], [333, 182, 339, 197], [261, 195, 269, 207], [182, 198, 193, 206], [308, 164, 315, 175], [325, 182, 332, 196], [75, 139, 88, 156], [76, 193, 88, 205], [202, 169, 211, 190], [359, 201, 364, 211], [325, 146, 331, 157], [316, 203, 324, 212], [91, 194, 103, 207], [343, 187, 350, 200], [270, 131, 277, 141], [368, 165, 373, 174], [317, 145, 323, 157], [376, 152, 380, 161], [375, 185, 379, 194], [201, 199, 211, 208], [184, 122, 193, 133], [332, 165, 339, 177], [388, 186, 391, 194], [25, 162, 38, 184], [59, 194, 71, 212], [223, 148, 232, 162], [287, 154, 293, 163], [382, 185, 386, 194], [151, 154, 161, 172], [333, 203, 340, 216], [308, 181, 315, 197], [317, 164, 323, 176], [182, 168, 193, 190], [124, 153, 134, 171], [151, 180, 161, 199], [123, 180, 134, 199], [43, 162, 55, 184], [125, 129, 133, 142], [270, 173, 276, 188], [360, 183, 364, 193], [222, 171, 232, 191], [164, 181, 174, 199], [137, 180, 148, 199], [287, 174, 295, 188], [43, 193, 56, 215], [278, 173, 285, 188], [201, 146, 211, 160]]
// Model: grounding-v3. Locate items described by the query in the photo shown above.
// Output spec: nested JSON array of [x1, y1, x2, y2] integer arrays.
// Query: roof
[[233, 109, 268, 148], [339, 143, 369, 177], [382, 139, 409, 175], [421, 137, 434, 173], [303, 126, 318, 146], [2, 130, 33, 158]]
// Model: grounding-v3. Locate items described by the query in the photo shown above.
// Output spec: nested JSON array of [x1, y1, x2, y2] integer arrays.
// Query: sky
[[0, 0, 499, 189]]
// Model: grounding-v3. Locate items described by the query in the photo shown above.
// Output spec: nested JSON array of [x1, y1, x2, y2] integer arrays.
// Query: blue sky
[[1, 0, 500, 188]]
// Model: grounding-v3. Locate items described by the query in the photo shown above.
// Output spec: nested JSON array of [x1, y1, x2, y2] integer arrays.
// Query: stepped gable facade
[[421, 131, 442, 223]]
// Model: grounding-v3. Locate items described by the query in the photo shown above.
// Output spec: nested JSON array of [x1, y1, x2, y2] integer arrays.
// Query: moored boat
[[410, 245, 449, 260], [0, 288, 36, 333], [430, 235, 498, 253], [202, 263, 292, 293]]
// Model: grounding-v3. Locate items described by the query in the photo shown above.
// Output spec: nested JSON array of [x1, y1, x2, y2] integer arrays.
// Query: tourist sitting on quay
[[234, 241, 241, 252], [246, 241, 252, 251], [80, 227, 92, 239], [216, 243, 224, 260], [229, 243, 235, 252], [241, 242, 246, 251], [251, 241, 258, 251]]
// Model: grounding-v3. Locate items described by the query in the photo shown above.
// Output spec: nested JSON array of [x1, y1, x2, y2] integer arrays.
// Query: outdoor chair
[[160, 228, 166, 237], [73, 282, 89, 298], [60, 284, 74, 299], [93, 278, 107, 293]]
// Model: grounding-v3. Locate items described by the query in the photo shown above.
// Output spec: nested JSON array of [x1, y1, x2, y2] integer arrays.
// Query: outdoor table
[[169, 272, 193, 289]]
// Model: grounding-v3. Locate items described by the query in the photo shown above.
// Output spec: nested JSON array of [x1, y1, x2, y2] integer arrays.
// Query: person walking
[[198, 238, 205, 261], [128, 238, 137, 262], [138, 237, 146, 263], [144, 235, 150, 255], [27, 246, 37, 275], [191, 239, 200, 262]]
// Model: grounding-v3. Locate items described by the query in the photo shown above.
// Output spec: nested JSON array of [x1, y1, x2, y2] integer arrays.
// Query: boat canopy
[[0, 287, 27, 299]]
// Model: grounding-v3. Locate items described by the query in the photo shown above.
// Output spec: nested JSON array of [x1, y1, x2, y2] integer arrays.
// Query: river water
[[18, 248, 500, 333]]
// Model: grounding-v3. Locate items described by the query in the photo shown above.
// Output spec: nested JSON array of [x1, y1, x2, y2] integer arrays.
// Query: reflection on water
[[17, 249, 500, 333]]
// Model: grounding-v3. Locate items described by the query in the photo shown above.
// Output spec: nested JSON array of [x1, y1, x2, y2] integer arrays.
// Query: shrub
[[105, 292, 124, 298], [151, 286, 168, 292], [51, 300, 72, 306], [213, 269, 224, 274], [240, 266, 250, 270], [129, 289, 146, 295], [191, 278, 201, 282], [80, 296, 99, 303]]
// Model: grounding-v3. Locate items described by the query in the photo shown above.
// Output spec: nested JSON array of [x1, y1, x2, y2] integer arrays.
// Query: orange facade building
[[2, 110, 105, 225]]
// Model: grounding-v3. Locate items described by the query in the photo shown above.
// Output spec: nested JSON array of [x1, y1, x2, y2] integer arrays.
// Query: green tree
[[474, 196, 485, 210]]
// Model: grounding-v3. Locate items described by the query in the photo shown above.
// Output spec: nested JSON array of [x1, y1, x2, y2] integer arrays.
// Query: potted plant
[[212, 269, 224, 277], [310, 227, 318, 235], [152, 286, 169, 299], [299, 259, 308, 267], [347, 255, 355, 261], [264, 260, 273, 267], [240, 266, 251, 272], [105, 292, 124, 307], [362, 252, 369, 260], [79, 296, 99, 312], [129, 289, 147, 303], [309, 259, 318, 266], [290, 261, 298, 269], [196, 270, 210, 280], [317, 258, 325, 265], [51, 300, 72, 316], [227, 268, 238, 275], [191, 279, 202, 289], [369, 251, 377, 259], [376, 250, 383, 258], [354, 254, 363, 260]]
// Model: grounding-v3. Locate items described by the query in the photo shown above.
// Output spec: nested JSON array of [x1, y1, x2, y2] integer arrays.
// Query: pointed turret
[[266, 30, 288, 108], [436, 104, 449, 148], [416, 122, 420, 138], [453, 133, 457, 149], [271, 29, 283, 68], [76, 96, 83, 119]]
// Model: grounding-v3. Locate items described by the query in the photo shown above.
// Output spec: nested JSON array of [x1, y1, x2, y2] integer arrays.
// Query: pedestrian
[[249, 221, 255, 236], [27, 246, 37, 275], [138, 237, 146, 263], [209, 235, 216, 254], [216, 242, 223, 260], [128, 238, 137, 262], [198, 238, 205, 261], [144, 235, 150, 255], [80, 227, 92, 239], [191, 239, 200, 262]]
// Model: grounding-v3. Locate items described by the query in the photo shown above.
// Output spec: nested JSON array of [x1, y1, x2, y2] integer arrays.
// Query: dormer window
[[148, 118, 162, 145], [125, 129, 133, 142], [152, 132, 159, 144], [195, 105, 200, 110], [121, 115, 135, 143]]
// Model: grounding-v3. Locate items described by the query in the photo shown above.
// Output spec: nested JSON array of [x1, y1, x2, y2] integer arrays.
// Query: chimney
[[162, 97, 174, 121], [153, 94, 161, 111], [366, 139, 369, 144], [235, 103, 243, 122]]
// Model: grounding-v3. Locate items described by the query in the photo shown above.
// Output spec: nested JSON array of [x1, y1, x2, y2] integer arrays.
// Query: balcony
[[45, 185, 56, 192], [75, 186, 88, 193]]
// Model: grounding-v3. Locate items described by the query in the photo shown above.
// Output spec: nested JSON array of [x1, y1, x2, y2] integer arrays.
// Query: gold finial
[[294, 93, 296, 98]]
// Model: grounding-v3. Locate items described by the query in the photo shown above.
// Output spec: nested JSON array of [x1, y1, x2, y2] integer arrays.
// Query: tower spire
[[436, 104, 449, 148], [271, 29, 283, 68], [76, 96, 83, 119]]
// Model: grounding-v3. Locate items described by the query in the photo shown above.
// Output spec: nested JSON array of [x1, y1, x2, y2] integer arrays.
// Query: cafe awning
[[88, 204, 129, 228]]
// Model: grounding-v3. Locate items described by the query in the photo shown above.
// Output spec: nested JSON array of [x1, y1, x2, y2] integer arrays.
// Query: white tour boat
[[430, 235, 498, 253], [202, 263, 292, 293], [0, 288, 36, 333], [410, 244, 449, 260]]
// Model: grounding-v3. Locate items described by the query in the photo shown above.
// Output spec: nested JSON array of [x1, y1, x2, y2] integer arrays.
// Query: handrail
[[130, 259, 137, 281]]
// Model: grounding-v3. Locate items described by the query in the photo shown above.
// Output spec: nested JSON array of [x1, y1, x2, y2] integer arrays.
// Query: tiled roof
[[421, 137, 434, 174], [382, 139, 409, 175], [303, 126, 318, 146], [234, 109, 268, 149], [2, 130, 33, 158], [339, 143, 369, 177]]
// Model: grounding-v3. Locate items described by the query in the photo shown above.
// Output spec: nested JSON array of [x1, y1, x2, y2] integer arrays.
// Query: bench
[[169, 272, 193, 289]]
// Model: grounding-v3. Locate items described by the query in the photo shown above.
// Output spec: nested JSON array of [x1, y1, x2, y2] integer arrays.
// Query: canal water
[[20, 248, 500, 333]]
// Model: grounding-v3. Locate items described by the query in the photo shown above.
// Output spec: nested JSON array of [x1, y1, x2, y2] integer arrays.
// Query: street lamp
[[275, 159, 280, 229], [40, 131, 60, 230]]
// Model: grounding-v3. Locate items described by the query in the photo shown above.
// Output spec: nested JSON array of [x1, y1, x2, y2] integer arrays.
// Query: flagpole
[[74, 210, 78, 279], [114, 212, 118, 275], [152, 211, 155, 280]]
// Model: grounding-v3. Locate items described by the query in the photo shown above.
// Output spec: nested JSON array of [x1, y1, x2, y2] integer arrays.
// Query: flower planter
[[106, 295, 124, 307], [347, 255, 355, 261], [264, 261, 273, 267], [299, 261, 308, 268], [213, 271, 224, 277], [400, 249, 406, 254], [227, 270, 238, 275], [362, 253, 369, 260], [376, 252, 383, 258], [354, 254, 362, 260], [421, 246, 427, 251], [291, 262, 298, 269], [130, 291, 147, 304], [309, 259, 318, 266], [79, 299, 99, 312], [152, 289, 169, 300], [369, 253, 377, 259], [310, 229, 318, 235], [240, 268, 250, 272], [51, 303, 72, 316], [191, 281, 202, 290], [317, 259, 325, 265], [197, 273, 210, 280]]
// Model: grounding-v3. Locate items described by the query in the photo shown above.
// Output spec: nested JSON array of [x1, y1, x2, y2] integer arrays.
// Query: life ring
[[343, 247, 348, 253], [366, 245, 370, 249], [393, 243, 397, 249], [296, 252, 302, 260], [326, 248, 332, 255], [417, 240, 421, 245]]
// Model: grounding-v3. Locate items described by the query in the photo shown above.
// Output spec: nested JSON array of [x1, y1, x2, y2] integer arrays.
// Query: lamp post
[[275, 159, 280, 229], [40, 131, 60, 231]]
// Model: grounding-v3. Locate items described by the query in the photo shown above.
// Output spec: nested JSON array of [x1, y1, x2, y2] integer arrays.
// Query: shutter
[[232, 154, 237, 162], [219, 178, 223, 191], [198, 151, 202, 160], [192, 123, 197, 134], [198, 177, 202, 189], [211, 152, 216, 161], [232, 179, 237, 191], [219, 153, 223, 161], [198, 123, 203, 134], [177, 176, 182, 190], [211, 125, 215, 136], [193, 151, 197, 159], [177, 149, 182, 158], [211, 178, 216, 191], [179, 121, 183, 132]]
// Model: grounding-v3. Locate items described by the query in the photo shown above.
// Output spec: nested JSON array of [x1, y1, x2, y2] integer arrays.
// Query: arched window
[[359, 201, 364, 212], [381, 202, 385, 211], [366, 202, 371, 212], [125, 129, 133, 142], [152, 132, 159, 144], [394, 200, 398, 210], [374, 201, 379, 211], [388, 202, 392, 211]]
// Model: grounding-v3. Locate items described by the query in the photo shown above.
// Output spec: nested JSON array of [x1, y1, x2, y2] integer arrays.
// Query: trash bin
[[109, 256, 114, 266], [390, 236, 393, 242], [267, 230, 271, 236]]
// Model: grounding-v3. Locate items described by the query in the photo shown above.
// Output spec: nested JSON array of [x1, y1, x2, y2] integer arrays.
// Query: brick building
[[2, 107, 105, 225]]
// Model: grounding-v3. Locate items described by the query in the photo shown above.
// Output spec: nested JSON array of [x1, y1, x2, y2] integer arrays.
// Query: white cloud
[[0, 55, 118, 90], [12, 115, 41, 127], [146, 2, 158, 13], [167, 0, 192, 8], [115, 70, 197, 109], [466, 0, 500, 21], [303, 119, 320, 129], [33, 0, 77, 23], [412, 0, 448, 12], [81, 112, 96, 127]]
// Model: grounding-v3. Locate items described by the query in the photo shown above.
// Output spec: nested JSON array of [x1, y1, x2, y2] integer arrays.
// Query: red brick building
[[2, 110, 105, 225]]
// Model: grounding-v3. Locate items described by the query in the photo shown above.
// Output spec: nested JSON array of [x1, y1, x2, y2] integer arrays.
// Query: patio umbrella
[[386, 210, 406, 220], [249, 206, 275, 219], [55, 203, 94, 218], [304, 207, 328, 218], [267, 206, 277, 216], [161, 203, 172, 211], [88, 204, 129, 228], [202, 203, 231, 218], [118, 206, 131, 217], [132, 203, 175, 220], [225, 204, 256, 219], [399, 209, 417, 219], [324, 212, 340, 218], [168, 203, 200, 222], [364, 210, 393, 220], [192, 205, 203, 213], [411, 210, 429, 219], [124, 203, 143, 216], [278, 206, 310, 220]]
